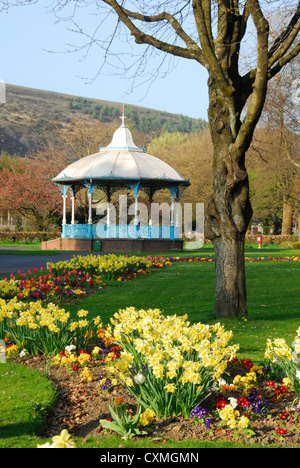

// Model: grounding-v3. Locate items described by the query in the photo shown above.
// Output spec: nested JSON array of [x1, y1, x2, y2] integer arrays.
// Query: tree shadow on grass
[[0, 420, 46, 446]]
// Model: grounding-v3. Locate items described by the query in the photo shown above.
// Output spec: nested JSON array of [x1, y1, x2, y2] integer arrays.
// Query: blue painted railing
[[62, 224, 180, 240]]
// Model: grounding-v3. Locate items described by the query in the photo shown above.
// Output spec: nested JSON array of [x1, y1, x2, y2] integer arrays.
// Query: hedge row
[[0, 231, 60, 242], [245, 235, 298, 246], [192, 235, 298, 246]]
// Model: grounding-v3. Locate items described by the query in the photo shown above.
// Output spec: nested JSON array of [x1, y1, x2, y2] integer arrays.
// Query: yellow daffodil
[[51, 429, 76, 448]]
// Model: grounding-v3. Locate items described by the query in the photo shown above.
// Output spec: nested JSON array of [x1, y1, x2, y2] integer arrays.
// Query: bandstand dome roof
[[52, 114, 190, 189]]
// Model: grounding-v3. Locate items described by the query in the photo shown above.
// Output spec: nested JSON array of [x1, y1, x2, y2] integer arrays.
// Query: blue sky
[[1, 2, 209, 120]]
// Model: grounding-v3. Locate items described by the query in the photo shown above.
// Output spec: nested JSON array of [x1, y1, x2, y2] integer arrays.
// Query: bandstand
[[42, 110, 190, 252]]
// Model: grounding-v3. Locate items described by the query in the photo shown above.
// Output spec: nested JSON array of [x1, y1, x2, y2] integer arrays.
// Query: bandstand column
[[85, 181, 95, 239], [106, 187, 111, 226], [62, 194, 68, 225], [128, 182, 140, 238], [71, 196, 75, 224], [170, 186, 178, 240], [175, 188, 181, 239], [60, 185, 71, 238], [148, 187, 154, 238], [134, 194, 139, 225], [106, 187, 111, 238], [87, 192, 93, 238], [88, 193, 93, 225], [70, 187, 76, 225]]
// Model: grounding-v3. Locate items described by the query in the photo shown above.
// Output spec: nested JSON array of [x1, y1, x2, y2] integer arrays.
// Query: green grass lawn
[[0, 249, 299, 448], [0, 361, 57, 448]]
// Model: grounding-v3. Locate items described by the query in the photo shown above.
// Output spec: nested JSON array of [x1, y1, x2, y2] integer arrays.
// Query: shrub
[[0, 231, 60, 242]]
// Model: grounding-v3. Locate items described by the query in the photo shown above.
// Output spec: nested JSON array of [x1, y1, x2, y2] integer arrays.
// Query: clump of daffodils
[[265, 327, 300, 397], [0, 278, 19, 299], [0, 297, 102, 356], [107, 307, 239, 419]]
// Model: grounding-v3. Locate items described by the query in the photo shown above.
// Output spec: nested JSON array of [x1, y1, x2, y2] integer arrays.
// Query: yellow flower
[[78, 353, 91, 366], [69, 322, 79, 331], [238, 416, 252, 430], [51, 429, 76, 448], [28, 322, 39, 329], [77, 309, 88, 317], [124, 377, 134, 387], [48, 323, 60, 333], [81, 367, 93, 383], [78, 319, 89, 328], [37, 442, 53, 448], [151, 364, 164, 379], [166, 369, 177, 379], [164, 383, 176, 393], [282, 377, 291, 387], [51, 354, 62, 365], [93, 316, 102, 326], [219, 405, 240, 429], [7, 344, 19, 356], [92, 346, 100, 356], [140, 409, 156, 426]]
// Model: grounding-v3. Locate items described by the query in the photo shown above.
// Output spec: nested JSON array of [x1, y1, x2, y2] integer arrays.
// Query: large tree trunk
[[205, 80, 253, 317], [213, 232, 248, 316], [205, 170, 252, 316]]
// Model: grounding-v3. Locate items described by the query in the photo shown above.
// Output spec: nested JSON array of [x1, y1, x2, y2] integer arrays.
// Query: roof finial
[[117, 105, 128, 127]]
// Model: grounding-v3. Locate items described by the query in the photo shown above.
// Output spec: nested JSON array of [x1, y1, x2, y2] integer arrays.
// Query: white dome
[[53, 122, 189, 187]]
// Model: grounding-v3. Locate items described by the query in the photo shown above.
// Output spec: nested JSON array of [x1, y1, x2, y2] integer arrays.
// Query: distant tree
[[147, 130, 213, 207], [260, 59, 300, 235], [0, 150, 67, 230], [55, 119, 116, 160]]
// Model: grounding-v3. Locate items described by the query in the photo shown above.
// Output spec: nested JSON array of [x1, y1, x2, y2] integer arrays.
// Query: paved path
[[0, 252, 99, 277]]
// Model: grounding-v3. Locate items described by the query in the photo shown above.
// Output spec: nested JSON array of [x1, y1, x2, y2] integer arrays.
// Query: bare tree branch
[[233, 0, 269, 156], [268, 3, 300, 59], [102, 0, 204, 62]]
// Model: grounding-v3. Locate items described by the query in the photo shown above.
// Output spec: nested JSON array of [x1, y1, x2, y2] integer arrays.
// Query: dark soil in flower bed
[[12, 355, 300, 448]]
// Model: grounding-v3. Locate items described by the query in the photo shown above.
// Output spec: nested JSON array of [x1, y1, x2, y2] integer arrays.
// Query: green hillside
[[0, 84, 207, 157]]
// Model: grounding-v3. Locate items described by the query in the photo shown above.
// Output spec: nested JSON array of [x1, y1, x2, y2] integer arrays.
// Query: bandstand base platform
[[41, 237, 183, 253]]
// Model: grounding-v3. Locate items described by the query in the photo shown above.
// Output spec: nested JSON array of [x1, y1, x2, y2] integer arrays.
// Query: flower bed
[[12, 341, 300, 447], [46, 254, 156, 280], [0, 270, 103, 302], [1, 253, 300, 447], [4, 307, 300, 446], [0, 254, 171, 303]]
